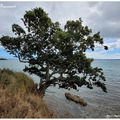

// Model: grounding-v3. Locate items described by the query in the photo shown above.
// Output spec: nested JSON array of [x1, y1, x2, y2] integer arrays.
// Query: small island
[[0, 58, 7, 60]]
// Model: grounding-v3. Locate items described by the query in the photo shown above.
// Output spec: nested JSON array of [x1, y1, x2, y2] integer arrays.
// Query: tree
[[0, 8, 108, 97]]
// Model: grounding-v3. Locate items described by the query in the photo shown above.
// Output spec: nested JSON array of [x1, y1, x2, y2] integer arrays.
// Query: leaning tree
[[0, 8, 108, 96]]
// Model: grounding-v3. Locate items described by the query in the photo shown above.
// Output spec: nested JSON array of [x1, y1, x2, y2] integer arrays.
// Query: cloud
[[87, 2, 120, 38], [0, 1, 120, 59], [86, 51, 120, 59], [106, 39, 120, 49], [0, 1, 120, 38]]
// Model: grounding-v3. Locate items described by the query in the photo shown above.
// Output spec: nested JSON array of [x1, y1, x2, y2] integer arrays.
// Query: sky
[[0, 1, 120, 59]]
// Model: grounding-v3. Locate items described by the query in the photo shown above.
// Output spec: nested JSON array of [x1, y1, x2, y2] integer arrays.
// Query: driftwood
[[65, 92, 87, 106]]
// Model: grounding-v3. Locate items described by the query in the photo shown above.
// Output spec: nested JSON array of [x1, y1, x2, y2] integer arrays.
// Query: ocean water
[[0, 59, 120, 118]]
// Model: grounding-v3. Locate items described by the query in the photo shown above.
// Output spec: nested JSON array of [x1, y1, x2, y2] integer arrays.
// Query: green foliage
[[0, 7, 108, 93]]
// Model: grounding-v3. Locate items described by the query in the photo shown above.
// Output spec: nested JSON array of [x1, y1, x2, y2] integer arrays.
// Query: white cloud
[[86, 51, 120, 59], [105, 39, 120, 49]]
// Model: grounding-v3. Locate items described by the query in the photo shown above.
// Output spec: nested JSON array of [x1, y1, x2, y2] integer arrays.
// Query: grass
[[0, 69, 54, 118]]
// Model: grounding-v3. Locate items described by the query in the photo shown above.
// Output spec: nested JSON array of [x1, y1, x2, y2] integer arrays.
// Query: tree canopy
[[0, 7, 108, 96]]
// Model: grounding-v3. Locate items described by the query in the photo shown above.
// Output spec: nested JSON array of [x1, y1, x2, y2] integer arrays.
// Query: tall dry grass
[[0, 69, 54, 118]]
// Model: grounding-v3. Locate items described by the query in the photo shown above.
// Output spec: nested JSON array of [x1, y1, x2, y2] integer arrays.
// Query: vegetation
[[0, 7, 108, 96], [0, 69, 53, 118]]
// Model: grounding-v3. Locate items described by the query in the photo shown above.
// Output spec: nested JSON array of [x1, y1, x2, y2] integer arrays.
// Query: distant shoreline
[[0, 58, 7, 60]]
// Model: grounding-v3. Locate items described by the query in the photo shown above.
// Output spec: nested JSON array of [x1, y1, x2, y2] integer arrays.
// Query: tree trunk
[[38, 79, 56, 97], [38, 86, 46, 97], [37, 64, 50, 97], [38, 82, 50, 97], [46, 64, 49, 81], [60, 72, 63, 80]]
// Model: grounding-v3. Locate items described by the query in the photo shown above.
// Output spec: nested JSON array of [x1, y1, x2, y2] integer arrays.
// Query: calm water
[[0, 59, 120, 118]]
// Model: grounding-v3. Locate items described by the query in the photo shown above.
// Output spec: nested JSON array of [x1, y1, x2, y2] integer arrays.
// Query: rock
[[65, 92, 87, 106]]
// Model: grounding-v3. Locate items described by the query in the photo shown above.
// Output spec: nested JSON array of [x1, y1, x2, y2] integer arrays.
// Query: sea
[[0, 59, 120, 118]]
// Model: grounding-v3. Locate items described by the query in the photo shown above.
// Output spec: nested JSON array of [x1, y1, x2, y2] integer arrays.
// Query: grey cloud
[[98, 2, 120, 22], [88, 2, 99, 7], [0, 2, 91, 36], [0, 2, 36, 36], [87, 2, 120, 38], [0, 1, 120, 39]]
